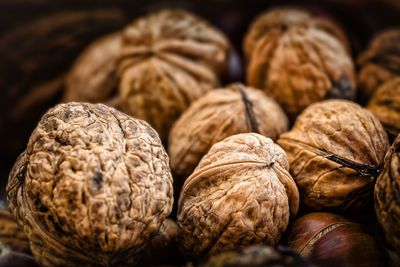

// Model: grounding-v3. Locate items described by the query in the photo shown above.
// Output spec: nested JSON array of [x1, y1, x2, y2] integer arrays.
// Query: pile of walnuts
[[5, 6, 400, 267]]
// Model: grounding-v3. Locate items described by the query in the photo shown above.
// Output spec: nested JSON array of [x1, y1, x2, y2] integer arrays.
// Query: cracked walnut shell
[[118, 9, 230, 141], [6, 103, 173, 266], [278, 100, 389, 211], [244, 8, 356, 119], [375, 134, 400, 254], [177, 133, 299, 259], [168, 83, 288, 186]]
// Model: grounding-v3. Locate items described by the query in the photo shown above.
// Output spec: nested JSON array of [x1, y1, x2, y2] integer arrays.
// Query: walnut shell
[[244, 8, 356, 119], [0, 208, 31, 255], [357, 29, 400, 103], [118, 9, 230, 141], [168, 83, 288, 186], [177, 133, 299, 259], [7, 103, 173, 266], [367, 77, 400, 137], [375, 134, 400, 254], [278, 100, 389, 211], [63, 32, 121, 108]]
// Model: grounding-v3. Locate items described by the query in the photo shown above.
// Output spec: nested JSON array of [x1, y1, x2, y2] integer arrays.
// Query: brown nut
[[278, 100, 389, 211], [281, 212, 386, 267], [0, 208, 30, 255], [168, 83, 288, 186], [177, 133, 299, 259], [375, 134, 400, 254], [63, 32, 121, 108], [367, 77, 400, 137], [244, 8, 356, 119], [6, 103, 173, 266], [357, 29, 400, 103], [119, 9, 230, 141]]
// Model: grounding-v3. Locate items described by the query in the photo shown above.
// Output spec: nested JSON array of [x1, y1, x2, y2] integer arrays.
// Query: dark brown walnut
[[357, 29, 400, 103], [177, 133, 299, 259], [0, 208, 30, 254], [199, 245, 310, 267], [375, 134, 400, 255], [63, 32, 121, 108], [278, 100, 389, 211], [118, 9, 230, 142], [367, 77, 400, 137], [6, 103, 173, 266], [282, 212, 386, 267], [168, 83, 288, 186], [243, 8, 356, 119]]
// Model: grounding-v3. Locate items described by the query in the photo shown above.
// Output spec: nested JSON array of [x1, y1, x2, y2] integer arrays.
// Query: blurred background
[[0, 0, 399, 201]]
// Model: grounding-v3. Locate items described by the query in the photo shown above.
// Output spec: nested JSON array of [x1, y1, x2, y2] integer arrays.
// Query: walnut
[[0, 208, 31, 254], [63, 32, 121, 108], [375, 134, 400, 255], [243, 8, 356, 119], [177, 133, 299, 259], [118, 9, 230, 141], [278, 100, 389, 211], [367, 77, 400, 137], [6, 103, 173, 266], [169, 83, 288, 186], [357, 29, 400, 103]]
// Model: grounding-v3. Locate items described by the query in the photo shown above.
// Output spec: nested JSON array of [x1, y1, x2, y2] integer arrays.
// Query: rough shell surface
[[367, 77, 400, 137], [0, 209, 31, 254], [118, 9, 230, 141], [375, 134, 400, 254], [168, 83, 288, 185], [278, 100, 389, 211], [177, 133, 299, 259], [244, 8, 355, 119], [6, 103, 173, 266], [357, 29, 400, 103], [63, 32, 121, 108]]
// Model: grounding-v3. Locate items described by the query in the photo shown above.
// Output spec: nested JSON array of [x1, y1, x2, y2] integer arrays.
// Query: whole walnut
[[278, 100, 389, 211], [118, 9, 230, 141], [169, 83, 288, 186], [63, 32, 121, 108], [177, 133, 299, 259], [367, 77, 400, 137], [0, 208, 31, 255], [6, 103, 173, 266], [375, 134, 400, 255], [357, 29, 400, 103], [244, 8, 356, 119]]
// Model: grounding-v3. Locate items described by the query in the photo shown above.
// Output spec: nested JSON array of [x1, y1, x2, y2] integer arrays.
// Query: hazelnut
[[63, 32, 121, 108], [244, 8, 356, 119], [118, 9, 230, 141], [278, 100, 389, 211], [375, 134, 400, 255], [177, 133, 299, 259], [282, 212, 386, 267], [7, 103, 173, 266], [168, 83, 288, 186], [357, 29, 400, 103], [367, 77, 400, 137], [0, 208, 30, 255]]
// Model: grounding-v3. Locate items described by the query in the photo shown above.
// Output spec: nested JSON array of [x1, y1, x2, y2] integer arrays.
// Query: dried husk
[[118, 9, 230, 141], [177, 133, 299, 259], [278, 100, 389, 211], [168, 83, 288, 185], [7, 103, 173, 266], [375, 134, 400, 255], [244, 8, 355, 119]]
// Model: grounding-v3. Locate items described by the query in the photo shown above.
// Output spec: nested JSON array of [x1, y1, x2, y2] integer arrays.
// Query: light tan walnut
[[118, 9, 230, 141], [169, 83, 288, 186], [177, 133, 299, 259], [7, 103, 173, 266], [278, 100, 389, 211], [244, 8, 355, 119]]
